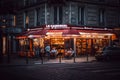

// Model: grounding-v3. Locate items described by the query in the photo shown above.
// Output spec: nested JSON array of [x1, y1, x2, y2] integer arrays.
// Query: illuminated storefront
[[16, 25, 116, 57]]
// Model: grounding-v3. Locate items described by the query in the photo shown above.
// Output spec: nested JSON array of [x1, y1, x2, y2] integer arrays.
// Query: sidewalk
[[0, 55, 96, 65]]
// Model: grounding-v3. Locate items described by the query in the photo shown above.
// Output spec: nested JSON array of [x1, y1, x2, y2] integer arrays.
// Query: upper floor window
[[54, 6, 63, 24], [36, 8, 40, 26], [98, 9, 105, 26], [78, 7, 84, 25], [24, 0, 29, 6], [0, 15, 16, 27]]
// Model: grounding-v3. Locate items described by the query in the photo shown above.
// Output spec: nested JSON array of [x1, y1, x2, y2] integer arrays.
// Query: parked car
[[95, 46, 120, 61]]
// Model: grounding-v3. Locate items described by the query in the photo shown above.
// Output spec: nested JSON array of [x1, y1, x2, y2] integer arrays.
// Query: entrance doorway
[[44, 38, 74, 55]]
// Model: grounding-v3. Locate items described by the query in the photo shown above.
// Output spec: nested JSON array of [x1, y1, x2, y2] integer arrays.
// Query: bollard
[[73, 54, 76, 63], [59, 55, 61, 63], [86, 52, 88, 62], [41, 56, 43, 64], [26, 52, 28, 64], [7, 53, 10, 63], [41, 59, 43, 64], [58, 53, 62, 63]]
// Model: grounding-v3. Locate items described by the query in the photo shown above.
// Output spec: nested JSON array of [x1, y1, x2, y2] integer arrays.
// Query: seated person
[[69, 48, 75, 57], [65, 48, 74, 58], [50, 47, 58, 58]]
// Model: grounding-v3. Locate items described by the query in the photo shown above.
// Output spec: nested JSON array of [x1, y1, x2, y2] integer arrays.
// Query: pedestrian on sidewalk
[[34, 46, 40, 58]]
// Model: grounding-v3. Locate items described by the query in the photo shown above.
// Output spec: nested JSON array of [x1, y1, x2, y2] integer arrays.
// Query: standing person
[[45, 44, 50, 60], [34, 46, 40, 58], [40, 47, 45, 57], [39, 47, 44, 64]]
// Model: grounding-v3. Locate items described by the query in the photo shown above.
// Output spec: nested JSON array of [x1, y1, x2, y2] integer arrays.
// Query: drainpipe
[[86, 39, 88, 62]]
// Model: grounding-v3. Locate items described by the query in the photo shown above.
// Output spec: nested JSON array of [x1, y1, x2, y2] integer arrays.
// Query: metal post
[[26, 52, 28, 64], [41, 58, 43, 64], [25, 39, 28, 64], [58, 50, 62, 63], [59, 55, 61, 63], [7, 34, 10, 63], [0, 29, 3, 63], [73, 54, 76, 63], [86, 39, 88, 62]]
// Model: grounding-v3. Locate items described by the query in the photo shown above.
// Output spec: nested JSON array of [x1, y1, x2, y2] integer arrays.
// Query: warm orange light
[[28, 35, 41, 38], [3, 37, 6, 54], [14, 16, 16, 26], [46, 32, 62, 35], [26, 16, 29, 24]]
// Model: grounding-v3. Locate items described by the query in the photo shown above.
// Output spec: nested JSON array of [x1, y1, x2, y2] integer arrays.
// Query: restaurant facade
[[17, 24, 116, 57]]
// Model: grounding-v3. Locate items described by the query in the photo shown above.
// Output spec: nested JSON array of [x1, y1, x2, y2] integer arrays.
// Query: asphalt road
[[0, 62, 120, 80]]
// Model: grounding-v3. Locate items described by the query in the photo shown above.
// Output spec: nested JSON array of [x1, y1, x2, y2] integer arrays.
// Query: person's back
[[45, 45, 50, 52]]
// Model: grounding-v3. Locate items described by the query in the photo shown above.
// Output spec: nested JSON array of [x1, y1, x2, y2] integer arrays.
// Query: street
[[0, 61, 120, 80]]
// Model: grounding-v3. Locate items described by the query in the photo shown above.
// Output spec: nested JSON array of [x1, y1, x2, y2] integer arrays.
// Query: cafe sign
[[46, 25, 67, 29]]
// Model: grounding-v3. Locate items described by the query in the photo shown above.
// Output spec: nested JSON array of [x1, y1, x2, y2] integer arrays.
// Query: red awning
[[16, 28, 114, 39], [78, 29, 113, 33], [31, 29, 47, 35], [16, 29, 47, 39], [47, 30, 63, 32], [16, 36, 27, 39], [62, 29, 80, 36]]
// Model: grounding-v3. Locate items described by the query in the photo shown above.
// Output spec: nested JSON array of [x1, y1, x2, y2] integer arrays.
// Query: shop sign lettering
[[46, 25, 67, 29]]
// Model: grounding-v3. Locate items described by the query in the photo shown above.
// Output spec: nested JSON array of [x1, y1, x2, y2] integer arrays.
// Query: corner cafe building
[[16, 24, 116, 57]]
